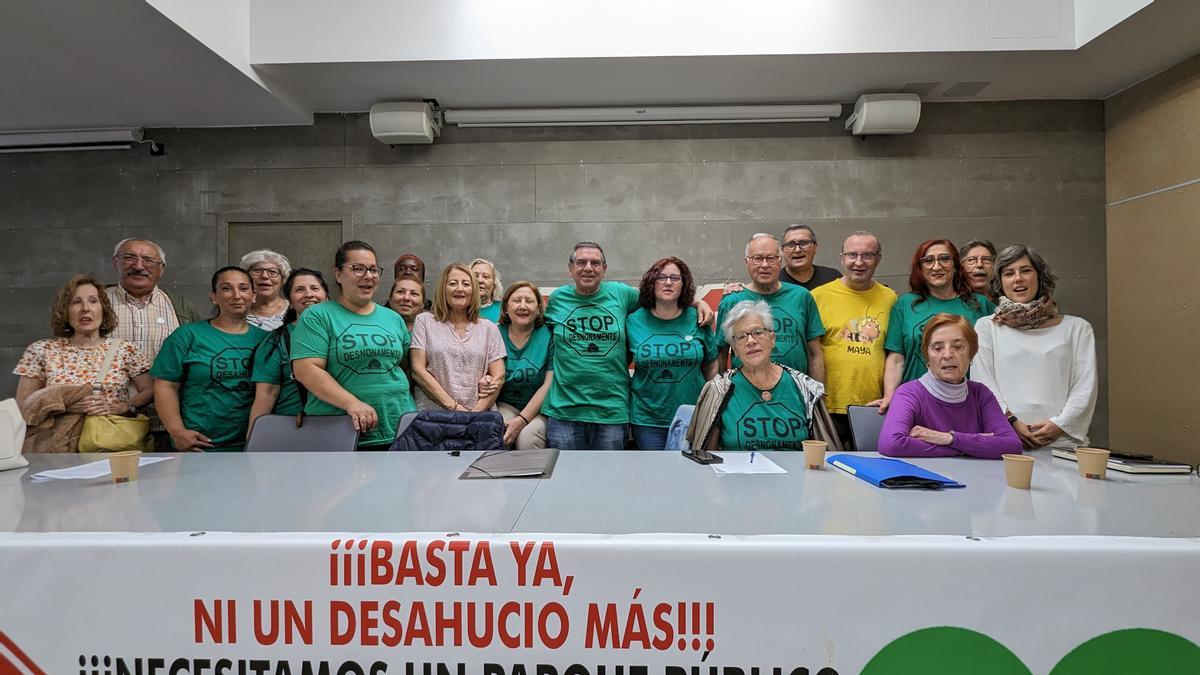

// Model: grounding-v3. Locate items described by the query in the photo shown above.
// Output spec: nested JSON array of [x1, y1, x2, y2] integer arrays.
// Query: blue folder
[[828, 454, 965, 490]]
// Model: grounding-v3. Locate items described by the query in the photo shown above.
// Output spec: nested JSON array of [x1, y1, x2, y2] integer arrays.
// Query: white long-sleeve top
[[971, 314, 1098, 449]]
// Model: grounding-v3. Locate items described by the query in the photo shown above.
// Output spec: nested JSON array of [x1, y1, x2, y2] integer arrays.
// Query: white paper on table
[[710, 452, 787, 474], [30, 456, 174, 481]]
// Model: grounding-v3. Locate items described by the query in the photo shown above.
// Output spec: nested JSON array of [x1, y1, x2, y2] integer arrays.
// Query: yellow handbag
[[79, 413, 152, 453], [77, 339, 152, 453]]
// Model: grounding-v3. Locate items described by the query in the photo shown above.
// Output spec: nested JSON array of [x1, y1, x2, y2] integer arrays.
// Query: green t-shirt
[[150, 321, 268, 451], [479, 302, 502, 323], [542, 281, 640, 424], [716, 285, 825, 374], [627, 306, 717, 428], [498, 325, 554, 411], [250, 323, 301, 416], [290, 300, 416, 447], [718, 370, 809, 451], [884, 292, 996, 383]]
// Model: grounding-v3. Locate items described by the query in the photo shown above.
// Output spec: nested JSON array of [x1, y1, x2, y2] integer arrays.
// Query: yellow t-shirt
[[810, 280, 898, 414]]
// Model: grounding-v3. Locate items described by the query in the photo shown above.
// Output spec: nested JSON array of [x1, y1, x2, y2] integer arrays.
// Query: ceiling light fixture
[[0, 128, 145, 154], [443, 104, 842, 128]]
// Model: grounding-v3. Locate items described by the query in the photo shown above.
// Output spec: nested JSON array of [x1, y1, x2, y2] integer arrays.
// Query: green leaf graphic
[[1049, 628, 1200, 675], [863, 626, 1032, 675]]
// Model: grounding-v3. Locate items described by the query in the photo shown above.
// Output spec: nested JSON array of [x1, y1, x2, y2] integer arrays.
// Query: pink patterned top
[[14, 338, 150, 404], [410, 313, 506, 411]]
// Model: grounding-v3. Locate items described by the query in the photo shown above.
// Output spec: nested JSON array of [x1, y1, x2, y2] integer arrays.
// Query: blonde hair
[[470, 258, 503, 302], [432, 263, 481, 322]]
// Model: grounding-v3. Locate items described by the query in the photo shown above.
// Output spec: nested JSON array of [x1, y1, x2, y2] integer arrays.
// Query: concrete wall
[[0, 101, 1109, 443], [1106, 54, 1200, 464]]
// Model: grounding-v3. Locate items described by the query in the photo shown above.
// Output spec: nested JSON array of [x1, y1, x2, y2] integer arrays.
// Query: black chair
[[245, 414, 359, 452], [846, 405, 886, 453]]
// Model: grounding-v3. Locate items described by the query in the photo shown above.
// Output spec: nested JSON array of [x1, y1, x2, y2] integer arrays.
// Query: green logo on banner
[[864, 626, 1200, 675], [863, 627, 1030, 675], [1050, 628, 1200, 674]]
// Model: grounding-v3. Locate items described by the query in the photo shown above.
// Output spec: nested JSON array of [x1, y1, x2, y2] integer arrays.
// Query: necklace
[[742, 366, 779, 401]]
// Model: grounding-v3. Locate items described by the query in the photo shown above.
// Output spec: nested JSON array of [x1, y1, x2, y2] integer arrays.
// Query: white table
[[1, 450, 1197, 674]]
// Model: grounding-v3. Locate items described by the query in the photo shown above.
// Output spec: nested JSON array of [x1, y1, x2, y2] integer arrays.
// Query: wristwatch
[[1006, 413, 1018, 425]]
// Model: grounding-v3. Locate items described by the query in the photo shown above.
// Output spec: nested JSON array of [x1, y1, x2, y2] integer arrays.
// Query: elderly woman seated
[[879, 313, 1019, 459], [687, 300, 836, 452]]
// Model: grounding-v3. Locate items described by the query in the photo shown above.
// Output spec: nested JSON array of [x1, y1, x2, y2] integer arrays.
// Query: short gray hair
[[470, 257, 503, 302], [959, 239, 997, 258], [991, 244, 1057, 301], [569, 241, 606, 265], [782, 224, 817, 244], [844, 230, 881, 255], [240, 249, 292, 279], [744, 233, 782, 257], [721, 300, 774, 344], [112, 238, 167, 265]]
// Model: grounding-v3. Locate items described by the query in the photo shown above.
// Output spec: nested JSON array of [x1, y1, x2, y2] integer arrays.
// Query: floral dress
[[14, 338, 150, 403]]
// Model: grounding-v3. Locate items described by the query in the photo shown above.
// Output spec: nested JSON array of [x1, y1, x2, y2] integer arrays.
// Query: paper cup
[[802, 440, 827, 470], [108, 450, 142, 483], [1001, 453, 1034, 489], [1075, 447, 1110, 480]]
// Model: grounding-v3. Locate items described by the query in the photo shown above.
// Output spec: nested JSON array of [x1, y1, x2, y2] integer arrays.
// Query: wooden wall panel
[[1106, 50, 1200, 464], [1106, 53, 1200, 204]]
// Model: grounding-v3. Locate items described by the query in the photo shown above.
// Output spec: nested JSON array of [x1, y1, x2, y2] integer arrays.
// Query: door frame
[[216, 211, 355, 266]]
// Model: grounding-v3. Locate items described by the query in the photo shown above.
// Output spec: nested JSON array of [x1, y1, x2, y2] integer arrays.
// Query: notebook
[[1051, 448, 1193, 475], [459, 449, 559, 479]]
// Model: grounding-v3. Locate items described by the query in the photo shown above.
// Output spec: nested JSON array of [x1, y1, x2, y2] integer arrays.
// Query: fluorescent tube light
[[443, 105, 842, 128], [0, 128, 144, 153]]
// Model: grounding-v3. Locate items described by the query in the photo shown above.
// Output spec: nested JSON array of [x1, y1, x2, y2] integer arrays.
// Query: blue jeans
[[545, 418, 627, 450], [631, 424, 669, 451]]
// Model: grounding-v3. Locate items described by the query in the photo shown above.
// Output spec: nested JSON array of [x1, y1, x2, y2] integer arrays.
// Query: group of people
[[12, 225, 1097, 458]]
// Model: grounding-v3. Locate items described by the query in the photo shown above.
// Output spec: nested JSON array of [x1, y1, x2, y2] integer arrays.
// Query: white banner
[[2, 533, 1199, 675]]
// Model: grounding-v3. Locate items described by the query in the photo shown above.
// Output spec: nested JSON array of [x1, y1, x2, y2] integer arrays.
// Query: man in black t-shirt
[[780, 224, 842, 291]]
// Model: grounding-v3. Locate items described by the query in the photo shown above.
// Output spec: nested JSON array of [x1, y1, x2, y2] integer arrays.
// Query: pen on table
[[750, 451, 755, 463]]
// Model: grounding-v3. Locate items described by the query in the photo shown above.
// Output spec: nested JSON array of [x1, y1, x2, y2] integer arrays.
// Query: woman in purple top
[[879, 313, 1019, 459]]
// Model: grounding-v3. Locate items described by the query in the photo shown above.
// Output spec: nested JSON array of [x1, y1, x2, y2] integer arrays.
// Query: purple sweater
[[879, 380, 1021, 459]]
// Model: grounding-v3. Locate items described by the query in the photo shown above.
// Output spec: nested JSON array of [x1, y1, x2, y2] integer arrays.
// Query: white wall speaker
[[369, 102, 442, 144], [844, 94, 921, 135]]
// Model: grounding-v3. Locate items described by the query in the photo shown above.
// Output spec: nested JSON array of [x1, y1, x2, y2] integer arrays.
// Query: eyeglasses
[[341, 264, 383, 278], [919, 254, 954, 268], [963, 255, 995, 266], [116, 254, 162, 267], [842, 252, 879, 262], [731, 327, 773, 344], [782, 239, 815, 250], [746, 255, 781, 266], [249, 268, 282, 279], [573, 259, 605, 269], [654, 274, 683, 284]]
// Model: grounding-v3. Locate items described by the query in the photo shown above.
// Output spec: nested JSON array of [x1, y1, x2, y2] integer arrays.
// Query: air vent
[[942, 82, 991, 97]]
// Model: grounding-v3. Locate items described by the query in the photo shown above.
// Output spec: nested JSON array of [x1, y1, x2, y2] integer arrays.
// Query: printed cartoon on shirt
[[839, 313, 883, 344]]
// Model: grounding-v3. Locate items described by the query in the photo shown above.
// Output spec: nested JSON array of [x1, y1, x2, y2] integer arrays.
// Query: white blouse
[[971, 315, 1098, 449]]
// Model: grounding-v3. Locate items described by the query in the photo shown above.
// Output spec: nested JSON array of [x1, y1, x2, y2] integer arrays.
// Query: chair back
[[0, 399, 28, 471], [245, 414, 359, 452], [846, 405, 886, 453], [665, 405, 695, 451]]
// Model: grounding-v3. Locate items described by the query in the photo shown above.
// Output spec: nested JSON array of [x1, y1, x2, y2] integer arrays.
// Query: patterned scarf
[[992, 296, 1060, 329]]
